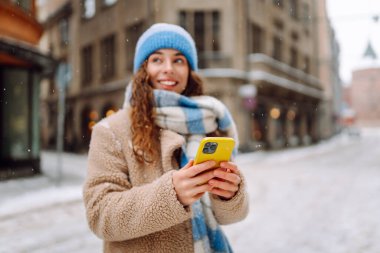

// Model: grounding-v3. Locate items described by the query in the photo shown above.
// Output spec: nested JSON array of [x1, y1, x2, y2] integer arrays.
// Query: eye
[[174, 58, 186, 64], [149, 55, 162, 63]]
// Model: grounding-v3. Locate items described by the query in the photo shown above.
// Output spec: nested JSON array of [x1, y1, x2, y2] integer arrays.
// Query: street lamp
[[238, 84, 257, 110], [54, 62, 71, 185], [238, 84, 258, 151]]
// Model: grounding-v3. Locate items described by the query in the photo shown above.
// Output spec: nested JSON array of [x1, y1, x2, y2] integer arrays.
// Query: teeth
[[160, 81, 176, 86]]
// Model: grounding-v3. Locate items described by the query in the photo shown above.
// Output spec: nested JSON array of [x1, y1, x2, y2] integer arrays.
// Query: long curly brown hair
[[130, 62, 204, 163]]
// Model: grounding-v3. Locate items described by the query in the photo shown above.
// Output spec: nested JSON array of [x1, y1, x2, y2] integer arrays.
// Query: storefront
[[0, 37, 55, 179]]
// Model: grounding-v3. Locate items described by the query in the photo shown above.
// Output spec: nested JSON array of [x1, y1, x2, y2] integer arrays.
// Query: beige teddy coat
[[83, 109, 249, 253]]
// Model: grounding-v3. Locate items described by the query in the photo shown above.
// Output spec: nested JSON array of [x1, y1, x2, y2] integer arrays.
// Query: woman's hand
[[172, 160, 216, 207], [208, 161, 241, 200]]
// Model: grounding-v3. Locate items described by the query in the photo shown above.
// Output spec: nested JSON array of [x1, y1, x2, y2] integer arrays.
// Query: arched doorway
[[81, 106, 98, 149], [64, 107, 76, 151], [252, 103, 268, 149]]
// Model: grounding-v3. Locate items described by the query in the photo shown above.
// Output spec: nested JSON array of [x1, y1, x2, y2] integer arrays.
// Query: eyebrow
[[152, 51, 184, 56]]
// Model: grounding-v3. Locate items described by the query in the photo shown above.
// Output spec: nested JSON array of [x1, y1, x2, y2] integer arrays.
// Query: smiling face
[[146, 49, 190, 94]]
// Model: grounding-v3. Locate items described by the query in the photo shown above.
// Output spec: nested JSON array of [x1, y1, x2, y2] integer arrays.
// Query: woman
[[83, 23, 249, 253]]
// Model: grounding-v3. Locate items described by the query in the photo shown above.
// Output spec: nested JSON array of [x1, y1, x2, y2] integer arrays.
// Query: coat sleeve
[[209, 173, 249, 225], [83, 124, 191, 242]]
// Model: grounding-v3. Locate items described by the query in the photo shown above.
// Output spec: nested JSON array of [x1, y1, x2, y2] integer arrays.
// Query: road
[[0, 129, 379, 253], [225, 129, 380, 253]]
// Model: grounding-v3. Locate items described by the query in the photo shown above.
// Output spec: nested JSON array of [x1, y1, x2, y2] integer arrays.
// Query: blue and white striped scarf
[[124, 84, 238, 252]]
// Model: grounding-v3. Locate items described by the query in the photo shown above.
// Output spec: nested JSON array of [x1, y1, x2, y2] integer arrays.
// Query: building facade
[[349, 41, 380, 127], [39, 0, 338, 152], [0, 0, 55, 179], [315, 0, 343, 138]]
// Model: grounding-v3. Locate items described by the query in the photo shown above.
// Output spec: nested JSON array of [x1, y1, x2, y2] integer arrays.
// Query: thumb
[[183, 159, 194, 169]]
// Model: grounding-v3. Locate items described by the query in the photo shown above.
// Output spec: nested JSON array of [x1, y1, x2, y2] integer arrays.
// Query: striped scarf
[[124, 84, 238, 252]]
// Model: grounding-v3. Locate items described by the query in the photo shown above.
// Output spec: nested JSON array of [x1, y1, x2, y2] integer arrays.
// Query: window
[[289, 0, 298, 20], [272, 19, 284, 61], [125, 22, 145, 72], [212, 11, 220, 51], [291, 31, 299, 41], [290, 31, 298, 68], [273, 36, 282, 61], [81, 45, 93, 86], [194, 12, 205, 52], [179, 11, 187, 31], [274, 19, 284, 30], [103, 0, 117, 6], [11, 0, 32, 13], [302, 3, 310, 22], [100, 35, 116, 80], [179, 10, 221, 67], [179, 10, 221, 53], [272, 0, 284, 8], [251, 23, 264, 54], [1, 69, 29, 158], [290, 47, 298, 68], [303, 56, 310, 73], [59, 17, 69, 47], [82, 0, 95, 19]]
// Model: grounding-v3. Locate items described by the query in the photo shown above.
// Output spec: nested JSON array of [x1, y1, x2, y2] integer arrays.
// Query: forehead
[[150, 49, 184, 56]]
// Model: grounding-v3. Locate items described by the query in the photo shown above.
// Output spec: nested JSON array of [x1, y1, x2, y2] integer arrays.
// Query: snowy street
[[1, 129, 379, 253]]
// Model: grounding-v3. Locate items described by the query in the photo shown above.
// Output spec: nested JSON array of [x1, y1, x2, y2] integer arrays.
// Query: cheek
[[146, 64, 158, 77], [146, 67, 158, 84], [180, 69, 190, 82]]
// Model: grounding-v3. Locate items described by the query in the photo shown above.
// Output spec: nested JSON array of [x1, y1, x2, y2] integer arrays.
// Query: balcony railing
[[248, 53, 324, 99]]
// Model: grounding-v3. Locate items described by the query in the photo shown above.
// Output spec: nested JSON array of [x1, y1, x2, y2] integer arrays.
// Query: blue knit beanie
[[133, 23, 198, 73]]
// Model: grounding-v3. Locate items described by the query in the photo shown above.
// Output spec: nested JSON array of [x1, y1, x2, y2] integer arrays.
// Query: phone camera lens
[[211, 143, 217, 150], [203, 142, 218, 154]]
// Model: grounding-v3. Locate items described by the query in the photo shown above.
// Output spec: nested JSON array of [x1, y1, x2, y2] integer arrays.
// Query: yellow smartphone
[[193, 137, 235, 168]]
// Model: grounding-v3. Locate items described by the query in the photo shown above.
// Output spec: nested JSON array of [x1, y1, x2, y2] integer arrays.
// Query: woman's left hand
[[208, 161, 241, 200]]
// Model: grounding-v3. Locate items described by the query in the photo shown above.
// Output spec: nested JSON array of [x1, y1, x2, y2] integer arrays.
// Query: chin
[[159, 85, 177, 92]]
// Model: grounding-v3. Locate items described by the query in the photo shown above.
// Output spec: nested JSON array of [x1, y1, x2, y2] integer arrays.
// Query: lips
[[158, 80, 177, 86]]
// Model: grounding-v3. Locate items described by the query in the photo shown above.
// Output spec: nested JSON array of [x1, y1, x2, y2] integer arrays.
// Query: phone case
[[193, 137, 235, 168]]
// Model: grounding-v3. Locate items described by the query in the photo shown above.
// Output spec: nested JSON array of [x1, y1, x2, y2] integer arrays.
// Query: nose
[[163, 60, 174, 73]]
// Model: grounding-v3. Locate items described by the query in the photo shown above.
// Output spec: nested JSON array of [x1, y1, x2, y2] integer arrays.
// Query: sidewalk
[[0, 151, 103, 253], [2, 130, 380, 253]]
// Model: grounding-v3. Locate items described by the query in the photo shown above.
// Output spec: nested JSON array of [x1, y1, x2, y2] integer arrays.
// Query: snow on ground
[[224, 128, 380, 253], [0, 128, 379, 252]]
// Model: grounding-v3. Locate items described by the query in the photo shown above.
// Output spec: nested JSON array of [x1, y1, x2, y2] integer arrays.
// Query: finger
[[213, 168, 241, 185], [220, 161, 239, 174], [182, 159, 194, 169], [210, 188, 235, 199], [191, 169, 216, 186], [193, 192, 206, 200], [176, 160, 195, 180], [208, 179, 239, 192], [189, 183, 213, 197], [174, 160, 194, 181], [187, 160, 216, 177]]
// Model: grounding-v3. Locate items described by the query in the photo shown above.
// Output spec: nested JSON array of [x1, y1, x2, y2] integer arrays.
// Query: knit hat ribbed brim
[[133, 23, 198, 73]]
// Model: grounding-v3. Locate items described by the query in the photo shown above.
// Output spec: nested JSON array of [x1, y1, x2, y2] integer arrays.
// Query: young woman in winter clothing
[[83, 23, 249, 253]]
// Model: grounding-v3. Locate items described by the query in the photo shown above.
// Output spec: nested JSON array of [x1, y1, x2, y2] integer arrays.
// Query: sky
[[326, 0, 380, 85]]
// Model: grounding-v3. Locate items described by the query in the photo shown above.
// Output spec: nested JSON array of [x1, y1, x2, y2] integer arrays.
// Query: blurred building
[[348, 41, 380, 127], [315, 0, 342, 138], [0, 0, 55, 179], [38, 0, 339, 152]]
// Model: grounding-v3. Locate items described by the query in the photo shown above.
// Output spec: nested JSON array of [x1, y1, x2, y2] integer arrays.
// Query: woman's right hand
[[172, 160, 216, 207]]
